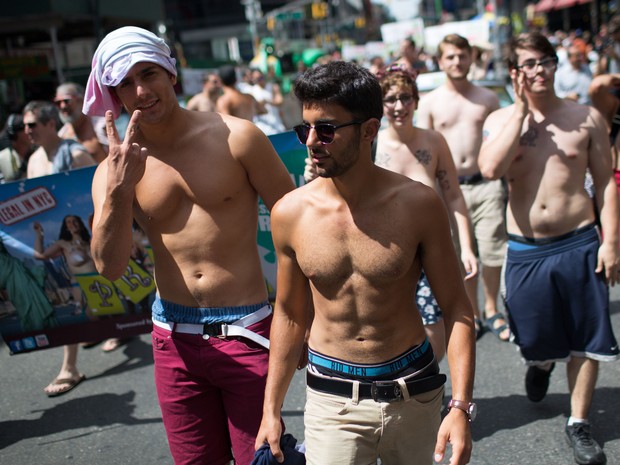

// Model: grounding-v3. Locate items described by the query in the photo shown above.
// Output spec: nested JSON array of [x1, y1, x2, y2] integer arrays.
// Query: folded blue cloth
[[251, 433, 306, 465]]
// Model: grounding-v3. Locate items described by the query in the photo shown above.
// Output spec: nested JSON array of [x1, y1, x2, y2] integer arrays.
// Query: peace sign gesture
[[105, 109, 148, 192]]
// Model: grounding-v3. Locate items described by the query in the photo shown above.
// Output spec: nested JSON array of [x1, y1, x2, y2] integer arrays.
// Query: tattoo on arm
[[519, 126, 538, 147], [414, 149, 431, 165], [437, 169, 450, 191]]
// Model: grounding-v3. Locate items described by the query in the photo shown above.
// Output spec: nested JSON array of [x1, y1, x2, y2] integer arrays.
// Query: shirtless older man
[[417, 34, 508, 342], [375, 66, 478, 362], [85, 27, 294, 465], [256, 61, 475, 465], [479, 32, 619, 465]]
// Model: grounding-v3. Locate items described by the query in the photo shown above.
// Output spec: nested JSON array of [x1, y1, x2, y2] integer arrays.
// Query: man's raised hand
[[105, 110, 148, 192]]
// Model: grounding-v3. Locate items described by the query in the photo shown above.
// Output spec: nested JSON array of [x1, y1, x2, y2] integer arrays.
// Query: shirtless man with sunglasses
[[256, 60, 475, 465]]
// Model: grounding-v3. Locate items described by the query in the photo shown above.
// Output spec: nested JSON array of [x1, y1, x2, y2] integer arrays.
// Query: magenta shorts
[[152, 315, 272, 465]]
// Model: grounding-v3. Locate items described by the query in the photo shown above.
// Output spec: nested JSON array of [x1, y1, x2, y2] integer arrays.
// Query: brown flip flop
[[45, 374, 86, 397]]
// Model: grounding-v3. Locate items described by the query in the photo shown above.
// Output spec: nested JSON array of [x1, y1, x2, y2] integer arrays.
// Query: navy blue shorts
[[505, 224, 619, 363]]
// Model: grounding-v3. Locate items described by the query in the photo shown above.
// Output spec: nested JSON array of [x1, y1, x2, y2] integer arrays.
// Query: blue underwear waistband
[[152, 297, 270, 325], [507, 223, 598, 260], [308, 338, 431, 378]]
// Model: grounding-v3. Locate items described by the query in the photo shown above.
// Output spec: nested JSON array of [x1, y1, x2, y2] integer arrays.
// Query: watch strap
[[448, 399, 475, 421]]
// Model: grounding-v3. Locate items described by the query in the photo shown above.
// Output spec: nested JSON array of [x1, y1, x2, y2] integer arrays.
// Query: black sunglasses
[[293, 120, 363, 145], [54, 98, 73, 107], [24, 122, 38, 129]]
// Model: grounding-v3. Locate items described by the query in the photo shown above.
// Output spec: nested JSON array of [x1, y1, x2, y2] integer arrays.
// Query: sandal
[[44, 374, 86, 397], [474, 318, 484, 340], [484, 312, 511, 342]]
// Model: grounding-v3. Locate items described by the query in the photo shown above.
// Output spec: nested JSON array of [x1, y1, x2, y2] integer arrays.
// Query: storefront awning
[[535, 0, 556, 13], [535, 0, 591, 12], [553, 0, 578, 9]]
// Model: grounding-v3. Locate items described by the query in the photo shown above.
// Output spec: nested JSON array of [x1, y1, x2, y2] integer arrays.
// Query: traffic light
[[311, 2, 328, 19]]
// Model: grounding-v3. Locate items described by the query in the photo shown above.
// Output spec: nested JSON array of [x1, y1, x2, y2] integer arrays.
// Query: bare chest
[[432, 97, 489, 131], [133, 150, 251, 223], [294, 210, 418, 289], [510, 122, 589, 179]]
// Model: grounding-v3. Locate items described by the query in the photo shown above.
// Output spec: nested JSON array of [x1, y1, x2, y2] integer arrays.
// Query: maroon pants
[[152, 316, 271, 465]]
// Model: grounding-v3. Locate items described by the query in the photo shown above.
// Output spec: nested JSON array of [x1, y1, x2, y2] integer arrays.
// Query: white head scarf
[[83, 26, 177, 118]]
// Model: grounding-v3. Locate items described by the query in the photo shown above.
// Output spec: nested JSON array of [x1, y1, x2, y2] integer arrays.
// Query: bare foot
[[101, 338, 128, 353], [44, 371, 86, 397]]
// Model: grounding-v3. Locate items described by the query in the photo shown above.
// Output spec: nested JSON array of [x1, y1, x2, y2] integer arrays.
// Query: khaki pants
[[304, 385, 444, 465], [461, 179, 507, 267]]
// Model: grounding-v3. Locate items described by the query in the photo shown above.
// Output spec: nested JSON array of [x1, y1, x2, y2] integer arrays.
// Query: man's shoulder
[[29, 146, 46, 159], [467, 83, 500, 107], [470, 81, 497, 96], [559, 99, 604, 126], [481, 105, 512, 132], [271, 183, 313, 221], [420, 85, 446, 102]]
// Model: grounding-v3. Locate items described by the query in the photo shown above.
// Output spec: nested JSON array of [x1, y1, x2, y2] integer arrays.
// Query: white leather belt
[[152, 304, 271, 350]]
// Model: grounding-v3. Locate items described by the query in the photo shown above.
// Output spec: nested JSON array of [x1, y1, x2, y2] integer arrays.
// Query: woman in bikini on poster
[[33, 214, 96, 311]]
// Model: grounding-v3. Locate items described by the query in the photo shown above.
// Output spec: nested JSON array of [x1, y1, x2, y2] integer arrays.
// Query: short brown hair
[[378, 69, 419, 102], [438, 34, 472, 57], [507, 32, 557, 70]]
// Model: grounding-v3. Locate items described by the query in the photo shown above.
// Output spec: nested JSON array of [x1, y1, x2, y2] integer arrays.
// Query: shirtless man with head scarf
[[85, 26, 295, 465]]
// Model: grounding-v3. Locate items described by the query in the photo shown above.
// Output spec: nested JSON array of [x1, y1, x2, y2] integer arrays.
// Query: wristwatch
[[447, 399, 477, 422]]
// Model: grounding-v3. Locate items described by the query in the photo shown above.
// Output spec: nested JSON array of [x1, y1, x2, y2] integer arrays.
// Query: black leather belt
[[458, 172, 484, 185], [306, 371, 447, 403]]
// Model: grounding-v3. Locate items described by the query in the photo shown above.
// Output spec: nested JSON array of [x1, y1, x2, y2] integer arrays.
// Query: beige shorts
[[304, 385, 444, 465], [461, 179, 507, 267]]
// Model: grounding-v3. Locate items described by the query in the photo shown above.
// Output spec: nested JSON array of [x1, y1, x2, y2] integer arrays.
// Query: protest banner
[[0, 130, 306, 354]]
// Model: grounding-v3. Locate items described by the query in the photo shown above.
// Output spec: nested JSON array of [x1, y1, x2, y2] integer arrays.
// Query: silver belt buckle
[[370, 380, 402, 403]]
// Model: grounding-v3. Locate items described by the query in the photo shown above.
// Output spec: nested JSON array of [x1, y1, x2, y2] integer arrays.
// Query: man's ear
[[363, 118, 381, 141], [170, 73, 177, 86]]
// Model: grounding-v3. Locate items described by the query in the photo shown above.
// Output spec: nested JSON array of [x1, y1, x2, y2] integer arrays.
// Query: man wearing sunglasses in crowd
[[479, 32, 619, 465], [256, 61, 476, 465], [24, 101, 95, 179], [374, 65, 478, 364], [417, 34, 509, 344]]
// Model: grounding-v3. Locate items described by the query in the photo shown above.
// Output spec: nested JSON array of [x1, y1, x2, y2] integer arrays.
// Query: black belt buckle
[[202, 323, 222, 339], [370, 380, 402, 403]]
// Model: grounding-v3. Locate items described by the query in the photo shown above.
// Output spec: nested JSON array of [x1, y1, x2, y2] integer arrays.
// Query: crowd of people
[[1, 15, 620, 465]]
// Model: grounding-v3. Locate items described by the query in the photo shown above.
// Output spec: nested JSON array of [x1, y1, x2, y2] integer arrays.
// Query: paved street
[[1, 288, 619, 465]]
